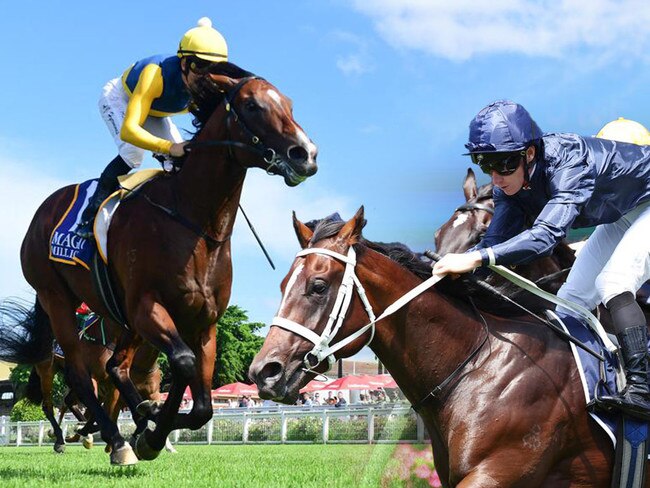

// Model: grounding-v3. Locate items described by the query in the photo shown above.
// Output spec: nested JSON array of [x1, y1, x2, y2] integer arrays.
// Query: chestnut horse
[[249, 208, 634, 487], [10, 62, 317, 464]]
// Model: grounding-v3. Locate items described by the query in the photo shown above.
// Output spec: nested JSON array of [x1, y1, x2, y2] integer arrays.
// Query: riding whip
[[238, 204, 275, 270]]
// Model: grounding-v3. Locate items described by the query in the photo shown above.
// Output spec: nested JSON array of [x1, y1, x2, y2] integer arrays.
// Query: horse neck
[[176, 107, 248, 240], [357, 250, 484, 412]]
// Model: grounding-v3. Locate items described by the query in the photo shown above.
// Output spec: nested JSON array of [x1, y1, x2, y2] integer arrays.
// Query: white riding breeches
[[557, 200, 650, 315], [98, 78, 183, 169]]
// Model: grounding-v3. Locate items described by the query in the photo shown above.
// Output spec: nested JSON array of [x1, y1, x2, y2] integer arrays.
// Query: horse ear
[[339, 206, 366, 244], [463, 168, 477, 201], [208, 74, 238, 92], [292, 211, 313, 249]]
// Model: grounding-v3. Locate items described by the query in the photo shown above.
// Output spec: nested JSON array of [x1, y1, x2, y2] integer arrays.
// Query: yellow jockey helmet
[[178, 17, 228, 63], [596, 117, 650, 145]]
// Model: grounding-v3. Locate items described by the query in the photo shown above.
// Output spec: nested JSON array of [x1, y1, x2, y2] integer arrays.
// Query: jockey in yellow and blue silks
[[75, 17, 228, 239], [433, 100, 650, 421]]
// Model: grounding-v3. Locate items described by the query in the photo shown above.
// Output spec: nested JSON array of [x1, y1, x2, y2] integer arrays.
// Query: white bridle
[[271, 246, 443, 372]]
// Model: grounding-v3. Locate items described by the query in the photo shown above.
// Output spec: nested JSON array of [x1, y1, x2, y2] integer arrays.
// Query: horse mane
[[307, 214, 549, 317], [187, 62, 256, 133]]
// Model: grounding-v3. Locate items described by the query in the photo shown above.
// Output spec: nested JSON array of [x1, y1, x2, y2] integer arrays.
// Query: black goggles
[[470, 151, 526, 175]]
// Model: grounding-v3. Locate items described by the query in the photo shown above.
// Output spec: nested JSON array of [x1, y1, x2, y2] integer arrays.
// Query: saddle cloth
[[48, 179, 97, 269], [49, 169, 162, 268], [549, 310, 648, 450]]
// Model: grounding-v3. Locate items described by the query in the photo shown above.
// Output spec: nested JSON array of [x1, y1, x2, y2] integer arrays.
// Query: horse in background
[[434, 168, 575, 295], [1, 300, 165, 453], [1, 62, 317, 465], [435, 168, 650, 325], [249, 208, 633, 487]]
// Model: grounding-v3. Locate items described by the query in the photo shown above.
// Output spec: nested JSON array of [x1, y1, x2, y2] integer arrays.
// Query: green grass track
[[0, 444, 398, 487]]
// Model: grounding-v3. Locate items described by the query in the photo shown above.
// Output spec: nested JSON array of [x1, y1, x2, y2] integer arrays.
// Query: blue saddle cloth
[[555, 311, 648, 448], [49, 179, 97, 269]]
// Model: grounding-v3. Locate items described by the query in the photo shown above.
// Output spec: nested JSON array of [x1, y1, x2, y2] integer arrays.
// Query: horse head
[[434, 168, 493, 254], [188, 62, 318, 186], [249, 207, 384, 403]]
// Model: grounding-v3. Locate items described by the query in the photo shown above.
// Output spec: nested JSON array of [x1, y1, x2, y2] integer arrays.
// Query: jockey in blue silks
[[432, 100, 650, 421]]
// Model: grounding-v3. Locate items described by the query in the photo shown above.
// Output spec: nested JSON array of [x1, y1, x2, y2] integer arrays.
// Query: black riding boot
[[75, 155, 131, 239], [598, 325, 650, 421]]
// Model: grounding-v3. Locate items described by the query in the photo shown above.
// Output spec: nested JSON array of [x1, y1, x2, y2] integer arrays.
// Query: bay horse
[[249, 208, 632, 487], [8, 62, 317, 464]]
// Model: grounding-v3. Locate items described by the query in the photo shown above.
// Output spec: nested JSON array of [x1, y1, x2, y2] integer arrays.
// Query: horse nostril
[[287, 145, 308, 163], [259, 361, 283, 382]]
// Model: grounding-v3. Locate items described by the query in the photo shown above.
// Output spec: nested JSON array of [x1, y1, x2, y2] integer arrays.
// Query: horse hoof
[[110, 443, 138, 466], [47, 429, 56, 440], [53, 443, 65, 454], [105, 444, 111, 454], [136, 400, 162, 418], [82, 434, 94, 450], [134, 431, 161, 461], [65, 434, 80, 443]]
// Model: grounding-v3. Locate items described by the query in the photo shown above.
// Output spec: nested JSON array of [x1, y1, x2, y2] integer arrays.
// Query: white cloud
[[350, 0, 650, 61], [337, 54, 372, 76], [330, 30, 375, 77]]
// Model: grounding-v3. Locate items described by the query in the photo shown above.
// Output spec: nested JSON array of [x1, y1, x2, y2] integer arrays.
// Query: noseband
[[271, 246, 444, 374], [271, 247, 377, 372]]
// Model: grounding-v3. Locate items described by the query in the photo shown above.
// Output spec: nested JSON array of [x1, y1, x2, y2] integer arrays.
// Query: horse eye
[[245, 100, 261, 112], [310, 279, 329, 295]]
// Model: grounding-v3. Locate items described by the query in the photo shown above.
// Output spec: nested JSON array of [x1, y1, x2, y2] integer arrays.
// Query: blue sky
[[2, 1, 650, 361]]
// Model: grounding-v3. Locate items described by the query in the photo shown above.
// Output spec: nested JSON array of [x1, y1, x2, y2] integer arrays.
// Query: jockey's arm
[[120, 64, 174, 155], [469, 188, 526, 253], [481, 150, 594, 267]]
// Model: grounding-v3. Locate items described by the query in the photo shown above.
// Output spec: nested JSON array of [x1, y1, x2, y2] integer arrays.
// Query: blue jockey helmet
[[465, 100, 543, 154]]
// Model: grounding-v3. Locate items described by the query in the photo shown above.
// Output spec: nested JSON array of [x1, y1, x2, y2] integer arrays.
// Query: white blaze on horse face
[[278, 263, 304, 312], [266, 89, 317, 159], [452, 213, 469, 228], [267, 89, 283, 108]]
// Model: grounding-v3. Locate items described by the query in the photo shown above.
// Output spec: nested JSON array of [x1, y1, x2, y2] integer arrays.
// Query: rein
[[137, 76, 272, 247], [271, 246, 491, 410], [184, 76, 283, 173]]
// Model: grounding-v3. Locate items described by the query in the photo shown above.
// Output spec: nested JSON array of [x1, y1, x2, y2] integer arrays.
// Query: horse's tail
[[24, 367, 43, 404], [0, 298, 54, 365]]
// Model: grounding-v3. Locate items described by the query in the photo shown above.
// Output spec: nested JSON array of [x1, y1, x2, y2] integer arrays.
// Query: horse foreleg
[[129, 296, 194, 459], [171, 324, 216, 431]]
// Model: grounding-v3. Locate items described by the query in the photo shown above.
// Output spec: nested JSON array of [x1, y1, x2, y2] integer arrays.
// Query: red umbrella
[[372, 374, 398, 389], [212, 382, 259, 397], [299, 379, 330, 393], [322, 375, 375, 391]]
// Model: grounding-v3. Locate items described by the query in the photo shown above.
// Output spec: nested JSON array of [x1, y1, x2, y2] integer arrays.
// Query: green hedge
[[10, 399, 46, 422]]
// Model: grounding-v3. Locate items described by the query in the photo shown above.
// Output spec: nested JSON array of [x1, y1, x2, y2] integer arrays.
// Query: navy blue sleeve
[[467, 187, 525, 264], [489, 139, 595, 266]]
